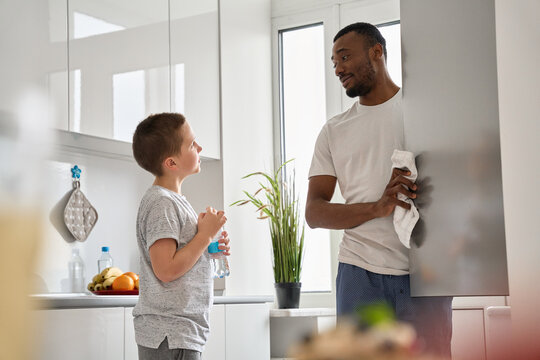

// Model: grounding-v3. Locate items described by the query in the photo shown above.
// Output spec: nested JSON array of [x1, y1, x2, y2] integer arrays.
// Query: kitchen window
[[277, 23, 332, 292], [273, 1, 401, 296]]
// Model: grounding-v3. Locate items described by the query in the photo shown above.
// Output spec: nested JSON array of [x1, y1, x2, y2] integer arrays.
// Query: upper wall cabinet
[[60, 0, 220, 159], [0, 0, 68, 131], [170, 0, 220, 159], [67, 0, 169, 142]]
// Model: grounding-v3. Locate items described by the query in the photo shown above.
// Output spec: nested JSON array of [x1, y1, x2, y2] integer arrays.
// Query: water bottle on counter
[[208, 227, 230, 278], [68, 248, 85, 293], [98, 246, 113, 273]]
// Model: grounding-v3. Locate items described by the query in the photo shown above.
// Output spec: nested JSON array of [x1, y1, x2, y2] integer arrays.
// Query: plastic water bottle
[[208, 228, 230, 278], [97, 246, 113, 274], [68, 248, 85, 293]]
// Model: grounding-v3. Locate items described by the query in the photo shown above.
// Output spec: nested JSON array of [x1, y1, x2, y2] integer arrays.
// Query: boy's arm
[[148, 208, 226, 283], [149, 232, 212, 283]]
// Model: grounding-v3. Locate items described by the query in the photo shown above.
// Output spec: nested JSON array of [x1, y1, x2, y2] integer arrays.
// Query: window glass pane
[[378, 22, 401, 87], [280, 24, 332, 292]]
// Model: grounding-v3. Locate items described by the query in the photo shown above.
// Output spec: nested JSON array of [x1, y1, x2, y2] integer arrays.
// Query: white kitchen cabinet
[[6, 1, 222, 159], [484, 306, 512, 360], [34, 307, 125, 360], [34, 301, 269, 360], [124, 307, 138, 360], [269, 308, 336, 358], [451, 309, 486, 360], [225, 303, 271, 360], [126, 303, 266, 360], [170, 0, 221, 159], [67, 0, 169, 142], [1, 0, 68, 131], [203, 304, 226, 360], [60, 0, 221, 158], [125, 305, 226, 360]]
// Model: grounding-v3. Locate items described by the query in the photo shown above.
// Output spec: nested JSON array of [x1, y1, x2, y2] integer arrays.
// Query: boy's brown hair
[[132, 112, 186, 176]]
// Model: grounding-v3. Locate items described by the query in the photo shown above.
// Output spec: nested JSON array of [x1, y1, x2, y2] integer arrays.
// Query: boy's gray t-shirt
[[133, 185, 212, 351]]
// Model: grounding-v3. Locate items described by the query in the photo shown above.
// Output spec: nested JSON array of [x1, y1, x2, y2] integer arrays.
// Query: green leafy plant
[[355, 301, 396, 328], [231, 159, 305, 283]]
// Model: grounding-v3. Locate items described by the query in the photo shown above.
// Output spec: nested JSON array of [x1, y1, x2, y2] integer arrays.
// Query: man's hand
[[374, 168, 417, 218]]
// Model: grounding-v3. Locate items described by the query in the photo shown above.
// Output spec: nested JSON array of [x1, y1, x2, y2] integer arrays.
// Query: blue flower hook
[[71, 165, 82, 179], [71, 165, 81, 189]]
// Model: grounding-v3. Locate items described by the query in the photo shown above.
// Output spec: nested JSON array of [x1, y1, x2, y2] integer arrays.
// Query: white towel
[[391, 150, 419, 249]]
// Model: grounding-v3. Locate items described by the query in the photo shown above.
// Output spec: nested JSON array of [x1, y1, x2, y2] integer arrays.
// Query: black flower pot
[[274, 282, 301, 309]]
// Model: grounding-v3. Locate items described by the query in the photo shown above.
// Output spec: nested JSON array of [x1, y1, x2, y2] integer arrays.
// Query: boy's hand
[[217, 230, 231, 256], [197, 206, 227, 243]]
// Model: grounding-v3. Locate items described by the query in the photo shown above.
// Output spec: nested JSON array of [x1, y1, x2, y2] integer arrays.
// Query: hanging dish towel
[[391, 150, 419, 249], [64, 165, 98, 242]]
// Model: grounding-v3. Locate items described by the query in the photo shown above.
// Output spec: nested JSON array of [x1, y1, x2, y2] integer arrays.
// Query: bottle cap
[[207, 242, 223, 254], [102, 246, 109, 252]]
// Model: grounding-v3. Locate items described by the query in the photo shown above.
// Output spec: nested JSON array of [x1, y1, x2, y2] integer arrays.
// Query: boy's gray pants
[[138, 337, 201, 360]]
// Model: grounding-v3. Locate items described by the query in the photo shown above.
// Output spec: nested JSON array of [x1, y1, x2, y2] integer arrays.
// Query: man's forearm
[[305, 199, 381, 230]]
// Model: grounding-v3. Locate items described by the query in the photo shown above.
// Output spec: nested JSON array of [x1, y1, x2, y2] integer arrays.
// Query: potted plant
[[231, 160, 305, 308]]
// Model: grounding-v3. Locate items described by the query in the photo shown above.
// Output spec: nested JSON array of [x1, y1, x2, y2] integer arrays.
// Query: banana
[[87, 282, 95, 291], [100, 267, 123, 282], [94, 283, 104, 291], [103, 276, 117, 290], [92, 274, 101, 283]]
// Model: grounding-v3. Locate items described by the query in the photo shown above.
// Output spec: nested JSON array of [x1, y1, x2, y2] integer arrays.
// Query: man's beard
[[345, 60, 376, 98]]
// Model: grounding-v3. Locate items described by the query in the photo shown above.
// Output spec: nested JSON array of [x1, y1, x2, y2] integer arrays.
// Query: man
[[305, 22, 452, 356]]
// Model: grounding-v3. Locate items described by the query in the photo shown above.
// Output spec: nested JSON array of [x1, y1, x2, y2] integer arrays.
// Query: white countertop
[[270, 307, 336, 318], [31, 293, 274, 309]]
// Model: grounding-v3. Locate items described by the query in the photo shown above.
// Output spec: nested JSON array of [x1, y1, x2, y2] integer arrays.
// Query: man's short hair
[[132, 112, 186, 176], [334, 22, 387, 60]]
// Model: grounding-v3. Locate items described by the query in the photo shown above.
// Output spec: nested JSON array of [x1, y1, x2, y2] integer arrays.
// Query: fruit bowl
[[88, 267, 140, 294], [91, 289, 139, 296]]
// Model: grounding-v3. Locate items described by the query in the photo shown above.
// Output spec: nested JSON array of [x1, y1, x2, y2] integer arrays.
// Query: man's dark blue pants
[[337, 262, 453, 357]]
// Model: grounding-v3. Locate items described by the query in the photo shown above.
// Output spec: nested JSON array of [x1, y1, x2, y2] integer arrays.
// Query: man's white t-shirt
[[308, 89, 409, 275]]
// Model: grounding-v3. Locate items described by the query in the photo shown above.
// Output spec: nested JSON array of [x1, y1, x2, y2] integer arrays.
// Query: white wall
[[36, 147, 224, 293], [37, 150, 151, 292], [495, 0, 540, 358], [35, 145, 227, 293], [220, 0, 275, 296]]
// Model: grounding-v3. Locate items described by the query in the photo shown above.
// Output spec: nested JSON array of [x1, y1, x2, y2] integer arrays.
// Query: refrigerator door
[[401, 0, 509, 296]]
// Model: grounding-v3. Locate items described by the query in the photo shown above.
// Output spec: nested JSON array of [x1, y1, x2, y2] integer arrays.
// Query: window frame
[[272, 7, 340, 298]]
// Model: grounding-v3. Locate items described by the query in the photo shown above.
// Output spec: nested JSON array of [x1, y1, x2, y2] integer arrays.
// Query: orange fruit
[[123, 271, 139, 282], [135, 278, 139, 290], [112, 274, 135, 291]]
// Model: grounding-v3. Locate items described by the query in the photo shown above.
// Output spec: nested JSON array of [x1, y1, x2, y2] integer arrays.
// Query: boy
[[131, 112, 230, 360]]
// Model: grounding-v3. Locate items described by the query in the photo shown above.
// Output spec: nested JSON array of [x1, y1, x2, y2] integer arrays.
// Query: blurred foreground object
[[0, 95, 50, 359], [289, 302, 448, 360], [1, 0, 55, 356], [0, 209, 42, 359]]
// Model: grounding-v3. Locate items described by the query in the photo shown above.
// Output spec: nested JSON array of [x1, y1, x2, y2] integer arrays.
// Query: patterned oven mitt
[[64, 165, 98, 242]]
